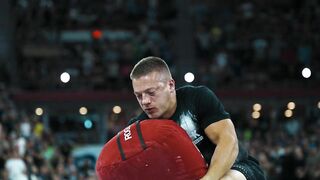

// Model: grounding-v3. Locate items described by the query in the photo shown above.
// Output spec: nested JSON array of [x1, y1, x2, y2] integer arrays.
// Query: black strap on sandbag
[[116, 133, 126, 160], [135, 121, 147, 150], [117, 121, 146, 161]]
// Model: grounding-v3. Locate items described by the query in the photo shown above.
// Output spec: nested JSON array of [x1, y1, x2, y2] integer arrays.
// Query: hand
[[199, 175, 215, 180]]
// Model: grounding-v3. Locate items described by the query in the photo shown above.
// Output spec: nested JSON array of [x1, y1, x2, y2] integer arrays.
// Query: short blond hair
[[130, 56, 172, 80]]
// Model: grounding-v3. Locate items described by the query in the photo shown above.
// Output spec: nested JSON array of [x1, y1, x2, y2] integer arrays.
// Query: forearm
[[204, 134, 239, 180]]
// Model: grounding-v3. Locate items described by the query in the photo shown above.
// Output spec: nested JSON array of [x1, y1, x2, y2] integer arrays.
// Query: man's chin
[[147, 113, 160, 119]]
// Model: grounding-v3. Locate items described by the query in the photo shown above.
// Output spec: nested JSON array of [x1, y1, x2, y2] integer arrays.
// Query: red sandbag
[[96, 120, 207, 180]]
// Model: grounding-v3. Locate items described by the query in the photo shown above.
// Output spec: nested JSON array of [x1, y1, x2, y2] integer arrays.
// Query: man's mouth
[[145, 108, 155, 113]]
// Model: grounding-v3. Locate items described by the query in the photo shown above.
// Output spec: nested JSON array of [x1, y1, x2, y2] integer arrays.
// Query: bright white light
[[113, 106, 122, 114], [253, 103, 262, 112], [79, 107, 88, 115], [317, 101, 320, 109], [84, 119, 93, 129], [302, 68, 311, 78], [35, 108, 43, 116], [60, 72, 71, 83], [285, 109, 293, 118], [184, 72, 195, 83], [251, 111, 260, 119], [287, 102, 296, 110]]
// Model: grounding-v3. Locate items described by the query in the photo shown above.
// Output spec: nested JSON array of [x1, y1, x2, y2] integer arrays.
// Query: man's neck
[[163, 95, 177, 119]]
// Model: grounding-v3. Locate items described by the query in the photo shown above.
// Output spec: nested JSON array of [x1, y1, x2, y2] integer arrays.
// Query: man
[[128, 56, 265, 180]]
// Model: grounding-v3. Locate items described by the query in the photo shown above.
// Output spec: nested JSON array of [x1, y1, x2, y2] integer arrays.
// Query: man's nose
[[141, 94, 151, 105]]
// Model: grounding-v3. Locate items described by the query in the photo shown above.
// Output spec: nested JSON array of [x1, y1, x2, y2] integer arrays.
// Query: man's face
[[132, 71, 174, 119]]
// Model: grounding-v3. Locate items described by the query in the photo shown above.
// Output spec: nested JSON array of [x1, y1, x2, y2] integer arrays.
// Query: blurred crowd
[[234, 104, 320, 180], [192, 0, 320, 89], [11, 0, 175, 90], [4, 0, 319, 90], [0, 84, 98, 179]]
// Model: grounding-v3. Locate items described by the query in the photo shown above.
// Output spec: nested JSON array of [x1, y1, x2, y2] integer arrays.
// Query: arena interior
[[0, 0, 320, 179]]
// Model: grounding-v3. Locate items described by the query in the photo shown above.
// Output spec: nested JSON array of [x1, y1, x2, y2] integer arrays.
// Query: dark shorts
[[231, 156, 266, 180]]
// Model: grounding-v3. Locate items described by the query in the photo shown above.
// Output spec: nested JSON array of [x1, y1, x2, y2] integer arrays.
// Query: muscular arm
[[200, 118, 239, 180]]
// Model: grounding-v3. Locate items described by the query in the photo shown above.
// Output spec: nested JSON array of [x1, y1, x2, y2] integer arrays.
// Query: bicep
[[204, 118, 237, 144]]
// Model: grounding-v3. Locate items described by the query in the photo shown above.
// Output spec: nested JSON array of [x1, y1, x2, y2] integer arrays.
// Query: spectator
[[5, 148, 28, 180]]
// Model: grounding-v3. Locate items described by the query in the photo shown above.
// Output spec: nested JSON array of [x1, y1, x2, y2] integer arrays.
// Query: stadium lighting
[[79, 107, 88, 115], [84, 119, 93, 129], [35, 107, 43, 116], [113, 106, 122, 114], [318, 101, 320, 109], [284, 109, 293, 118], [287, 102, 296, 110], [302, 68, 311, 78], [184, 72, 195, 83], [253, 103, 262, 112], [251, 111, 260, 119], [60, 72, 70, 83]]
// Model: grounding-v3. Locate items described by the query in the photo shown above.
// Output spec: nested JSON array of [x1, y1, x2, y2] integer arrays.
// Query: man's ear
[[168, 79, 175, 92]]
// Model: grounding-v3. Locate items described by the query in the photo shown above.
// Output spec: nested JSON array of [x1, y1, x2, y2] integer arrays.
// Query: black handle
[[135, 120, 147, 150]]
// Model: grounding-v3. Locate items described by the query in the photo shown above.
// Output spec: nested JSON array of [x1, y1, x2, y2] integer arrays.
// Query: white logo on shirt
[[179, 111, 203, 145]]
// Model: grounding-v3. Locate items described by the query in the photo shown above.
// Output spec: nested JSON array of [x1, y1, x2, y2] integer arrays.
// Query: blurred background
[[0, 0, 319, 179]]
